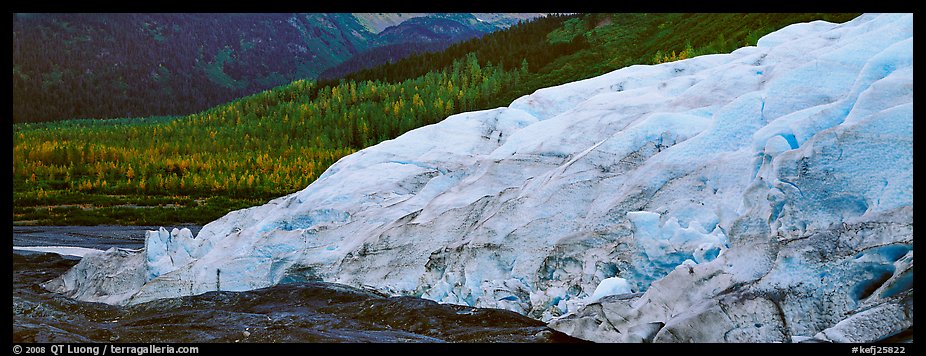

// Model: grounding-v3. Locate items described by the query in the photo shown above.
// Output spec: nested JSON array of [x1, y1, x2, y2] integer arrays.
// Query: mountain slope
[[45, 13, 912, 343], [353, 13, 432, 33], [377, 16, 485, 43], [352, 13, 544, 34], [12, 13, 540, 123], [12, 13, 372, 122], [318, 16, 491, 80]]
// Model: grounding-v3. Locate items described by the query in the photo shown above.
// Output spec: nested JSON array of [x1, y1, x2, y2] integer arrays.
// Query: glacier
[[12, 246, 106, 258], [44, 13, 912, 342]]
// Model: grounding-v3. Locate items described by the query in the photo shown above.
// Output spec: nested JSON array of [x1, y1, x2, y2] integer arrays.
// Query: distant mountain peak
[[352, 13, 546, 34]]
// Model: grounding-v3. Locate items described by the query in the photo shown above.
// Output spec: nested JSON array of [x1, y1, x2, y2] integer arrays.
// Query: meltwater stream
[[12, 226, 584, 343]]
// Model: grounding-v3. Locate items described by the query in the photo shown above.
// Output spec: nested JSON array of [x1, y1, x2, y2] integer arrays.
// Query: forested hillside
[[12, 13, 373, 123], [12, 13, 859, 225], [319, 15, 490, 80], [12, 13, 531, 123]]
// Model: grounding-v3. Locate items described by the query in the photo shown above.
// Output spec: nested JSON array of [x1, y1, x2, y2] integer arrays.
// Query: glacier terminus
[[45, 13, 912, 343]]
